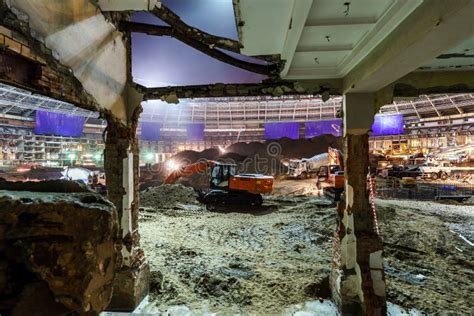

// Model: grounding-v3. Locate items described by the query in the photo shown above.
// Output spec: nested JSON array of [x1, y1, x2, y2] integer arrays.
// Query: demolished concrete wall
[[0, 180, 119, 315], [6, 0, 129, 122]]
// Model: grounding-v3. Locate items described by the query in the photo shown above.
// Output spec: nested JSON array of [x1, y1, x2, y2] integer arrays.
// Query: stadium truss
[[0, 83, 473, 132]]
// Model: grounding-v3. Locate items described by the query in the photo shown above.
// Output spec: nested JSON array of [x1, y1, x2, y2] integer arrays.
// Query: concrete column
[[121, 150, 134, 267], [104, 118, 149, 311], [331, 93, 386, 315]]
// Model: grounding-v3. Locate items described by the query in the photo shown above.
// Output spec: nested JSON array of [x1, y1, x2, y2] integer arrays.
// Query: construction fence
[[374, 178, 474, 201]]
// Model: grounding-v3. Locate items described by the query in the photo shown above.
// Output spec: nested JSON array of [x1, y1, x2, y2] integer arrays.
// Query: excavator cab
[[316, 148, 345, 201], [210, 163, 237, 189], [164, 159, 272, 207]]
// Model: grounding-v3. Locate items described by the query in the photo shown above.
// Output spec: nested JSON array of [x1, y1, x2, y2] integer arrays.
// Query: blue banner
[[371, 114, 404, 136], [305, 119, 342, 138], [186, 123, 205, 141], [34, 110, 85, 137], [264, 122, 300, 140], [140, 121, 162, 141]]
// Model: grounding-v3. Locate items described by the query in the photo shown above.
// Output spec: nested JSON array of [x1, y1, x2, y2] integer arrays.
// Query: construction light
[[145, 152, 154, 161], [68, 153, 77, 160], [218, 146, 226, 154], [94, 153, 102, 160], [166, 160, 180, 171]]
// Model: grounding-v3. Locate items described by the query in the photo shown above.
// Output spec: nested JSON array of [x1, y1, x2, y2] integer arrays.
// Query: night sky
[[132, 0, 266, 87]]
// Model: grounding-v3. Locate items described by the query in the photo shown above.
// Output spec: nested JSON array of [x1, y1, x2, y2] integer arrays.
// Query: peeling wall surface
[[8, 0, 128, 122]]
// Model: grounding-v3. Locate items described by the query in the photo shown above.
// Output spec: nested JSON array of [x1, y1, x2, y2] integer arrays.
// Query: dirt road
[[139, 184, 473, 314]]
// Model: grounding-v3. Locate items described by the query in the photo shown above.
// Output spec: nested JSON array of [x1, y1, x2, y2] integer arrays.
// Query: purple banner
[[34, 110, 85, 137], [140, 122, 162, 141], [186, 123, 205, 141], [371, 114, 404, 136], [264, 122, 300, 140], [305, 119, 342, 138]]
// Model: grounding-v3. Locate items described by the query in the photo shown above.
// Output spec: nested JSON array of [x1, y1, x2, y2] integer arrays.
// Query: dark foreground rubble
[[0, 180, 118, 315]]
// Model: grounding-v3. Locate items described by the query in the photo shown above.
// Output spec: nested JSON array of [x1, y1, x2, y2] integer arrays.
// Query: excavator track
[[199, 189, 263, 207], [323, 187, 343, 202]]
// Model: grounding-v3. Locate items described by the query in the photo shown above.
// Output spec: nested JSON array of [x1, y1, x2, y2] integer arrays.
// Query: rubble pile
[[0, 180, 118, 315], [140, 184, 201, 210]]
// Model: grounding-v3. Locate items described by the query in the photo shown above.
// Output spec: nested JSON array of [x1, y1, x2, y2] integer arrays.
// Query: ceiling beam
[[119, 21, 281, 76], [137, 78, 342, 103], [151, 2, 242, 53], [280, 0, 313, 78], [343, 0, 474, 93]]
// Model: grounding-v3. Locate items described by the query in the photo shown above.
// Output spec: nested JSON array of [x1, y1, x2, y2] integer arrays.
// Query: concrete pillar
[[331, 93, 386, 315], [104, 117, 149, 311]]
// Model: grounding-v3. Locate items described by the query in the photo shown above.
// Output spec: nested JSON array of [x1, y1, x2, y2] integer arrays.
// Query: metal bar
[[446, 95, 463, 114], [410, 101, 421, 119]]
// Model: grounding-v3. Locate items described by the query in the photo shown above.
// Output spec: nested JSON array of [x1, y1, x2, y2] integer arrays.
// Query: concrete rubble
[[140, 184, 202, 210], [0, 180, 118, 315]]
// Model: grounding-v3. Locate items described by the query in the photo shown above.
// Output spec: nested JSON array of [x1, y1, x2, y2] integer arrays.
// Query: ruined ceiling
[[234, 0, 474, 96], [421, 37, 474, 72], [4, 0, 131, 123], [235, 0, 423, 79]]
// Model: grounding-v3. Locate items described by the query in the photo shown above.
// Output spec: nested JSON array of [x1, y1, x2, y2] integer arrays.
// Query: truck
[[420, 161, 474, 180], [287, 153, 329, 179], [316, 148, 345, 201]]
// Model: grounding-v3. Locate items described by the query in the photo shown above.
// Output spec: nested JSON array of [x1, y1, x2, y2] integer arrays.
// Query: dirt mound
[[140, 184, 200, 209], [167, 135, 341, 167], [218, 152, 247, 163], [226, 135, 341, 160], [141, 134, 342, 189], [227, 141, 265, 157], [172, 148, 220, 164]]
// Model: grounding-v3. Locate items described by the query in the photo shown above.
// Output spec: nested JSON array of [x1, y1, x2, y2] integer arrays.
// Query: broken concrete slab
[[0, 181, 118, 315]]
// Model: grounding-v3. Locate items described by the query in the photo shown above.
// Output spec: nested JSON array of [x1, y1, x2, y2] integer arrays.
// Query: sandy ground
[[139, 180, 473, 314]]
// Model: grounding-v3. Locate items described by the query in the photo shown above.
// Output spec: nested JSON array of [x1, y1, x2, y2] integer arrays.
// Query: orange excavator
[[316, 147, 344, 201], [164, 160, 273, 207]]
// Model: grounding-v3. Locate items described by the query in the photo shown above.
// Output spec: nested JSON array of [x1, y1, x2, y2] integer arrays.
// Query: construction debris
[[0, 180, 118, 315], [140, 184, 201, 210]]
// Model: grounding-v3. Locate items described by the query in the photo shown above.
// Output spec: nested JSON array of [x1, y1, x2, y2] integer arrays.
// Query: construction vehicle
[[287, 153, 329, 179], [316, 147, 344, 201], [420, 161, 474, 180], [164, 160, 273, 207], [87, 170, 107, 194]]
